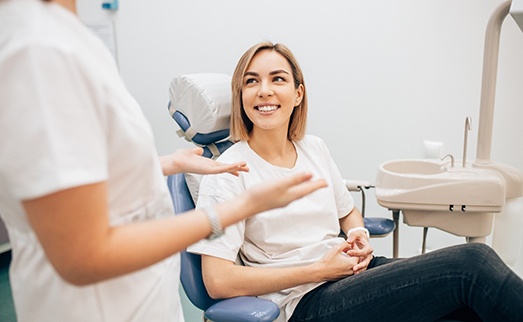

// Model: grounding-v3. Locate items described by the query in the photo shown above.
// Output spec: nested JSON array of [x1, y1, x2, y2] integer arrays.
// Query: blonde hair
[[230, 42, 307, 142]]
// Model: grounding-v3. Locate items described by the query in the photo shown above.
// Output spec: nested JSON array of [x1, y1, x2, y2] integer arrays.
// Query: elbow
[[201, 256, 245, 299], [50, 256, 106, 286], [54, 270, 97, 287], [202, 272, 240, 299], [55, 268, 103, 287], [60, 274, 99, 287], [203, 275, 232, 299]]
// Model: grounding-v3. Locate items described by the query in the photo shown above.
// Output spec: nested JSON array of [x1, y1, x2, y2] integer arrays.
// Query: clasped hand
[[318, 236, 374, 281], [346, 233, 374, 274]]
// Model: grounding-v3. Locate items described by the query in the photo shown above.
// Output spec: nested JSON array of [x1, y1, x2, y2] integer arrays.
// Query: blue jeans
[[289, 243, 523, 322]]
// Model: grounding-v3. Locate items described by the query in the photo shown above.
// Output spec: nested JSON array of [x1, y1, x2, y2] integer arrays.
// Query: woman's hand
[[346, 233, 374, 274], [160, 147, 249, 176], [313, 241, 360, 281]]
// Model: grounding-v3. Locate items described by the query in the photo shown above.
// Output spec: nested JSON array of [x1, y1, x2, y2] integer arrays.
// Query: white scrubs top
[[0, 0, 183, 321]]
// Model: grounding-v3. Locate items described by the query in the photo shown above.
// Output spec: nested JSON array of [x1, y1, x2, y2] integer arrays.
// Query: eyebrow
[[243, 69, 290, 77]]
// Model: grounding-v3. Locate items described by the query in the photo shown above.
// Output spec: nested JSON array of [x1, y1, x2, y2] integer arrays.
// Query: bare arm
[[23, 172, 326, 286], [338, 207, 365, 236], [202, 241, 359, 299]]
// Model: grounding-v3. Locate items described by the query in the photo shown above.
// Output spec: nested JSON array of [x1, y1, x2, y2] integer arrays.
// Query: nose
[[257, 80, 274, 98]]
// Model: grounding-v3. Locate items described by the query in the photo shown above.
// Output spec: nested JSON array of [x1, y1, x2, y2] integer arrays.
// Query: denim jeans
[[289, 243, 523, 322]]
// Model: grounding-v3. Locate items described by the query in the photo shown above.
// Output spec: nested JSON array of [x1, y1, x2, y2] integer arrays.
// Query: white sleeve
[[186, 172, 246, 262], [315, 137, 355, 218], [0, 43, 107, 200]]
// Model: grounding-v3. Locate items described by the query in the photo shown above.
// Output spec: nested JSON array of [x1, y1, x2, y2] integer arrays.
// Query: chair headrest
[[168, 73, 233, 158]]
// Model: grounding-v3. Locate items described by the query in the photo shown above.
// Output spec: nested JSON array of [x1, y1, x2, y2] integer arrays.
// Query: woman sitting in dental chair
[[187, 41, 523, 322]]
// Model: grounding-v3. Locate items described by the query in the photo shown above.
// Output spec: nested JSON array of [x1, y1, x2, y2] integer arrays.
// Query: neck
[[53, 0, 77, 14], [248, 129, 296, 168]]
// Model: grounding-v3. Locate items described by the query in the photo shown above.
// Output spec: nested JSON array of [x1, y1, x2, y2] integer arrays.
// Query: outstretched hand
[[160, 147, 249, 176], [247, 172, 328, 214]]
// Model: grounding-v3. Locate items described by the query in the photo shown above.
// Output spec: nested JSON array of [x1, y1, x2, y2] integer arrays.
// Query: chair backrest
[[167, 73, 239, 311], [166, 173, 220, 311], [168, 73, 233, 159]]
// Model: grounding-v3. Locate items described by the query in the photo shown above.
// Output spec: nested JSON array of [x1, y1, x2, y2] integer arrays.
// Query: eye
[[244, 77, 258, 85], [273, 76, 285, 82]]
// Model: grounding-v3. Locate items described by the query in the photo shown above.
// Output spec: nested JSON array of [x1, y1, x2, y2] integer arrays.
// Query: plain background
[[77, 0, 523, 319]]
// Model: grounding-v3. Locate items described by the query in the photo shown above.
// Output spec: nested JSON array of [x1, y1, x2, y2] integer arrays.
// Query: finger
[[283, 172, 327, 192], [353, 257, 372, 273], [288, 179, 328, 199], [233, 162, 249, 172], [225, 163, 249, 176], [193, 147, 204, 156], [334, 240, 352, 253], [284, 172, 314, 185], [347, 249, 367, 257], [347, 245, 373, 256]]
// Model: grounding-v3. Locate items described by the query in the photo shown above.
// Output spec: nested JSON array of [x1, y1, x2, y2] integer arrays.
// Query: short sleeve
[[186, 171, 246, 261], [314, 136, 355, 218], [0, 43, 107, 200]]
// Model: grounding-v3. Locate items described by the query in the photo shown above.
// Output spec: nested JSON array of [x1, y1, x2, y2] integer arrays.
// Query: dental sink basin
[[376, 159, 505, 212], [381, 159, 445, 176], [375, 159, 506, 238]]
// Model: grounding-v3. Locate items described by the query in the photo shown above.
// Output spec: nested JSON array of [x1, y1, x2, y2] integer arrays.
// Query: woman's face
[[241, 49, 303, 137]]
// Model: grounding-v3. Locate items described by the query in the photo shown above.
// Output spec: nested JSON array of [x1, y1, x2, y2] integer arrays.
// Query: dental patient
[[187, 41, 523, 322]]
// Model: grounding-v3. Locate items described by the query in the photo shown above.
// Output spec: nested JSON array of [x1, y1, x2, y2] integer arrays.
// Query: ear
[[294, 84, 304, 107]]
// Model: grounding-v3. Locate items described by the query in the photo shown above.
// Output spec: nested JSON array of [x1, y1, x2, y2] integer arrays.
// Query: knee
[[451, 243, 500, 269]]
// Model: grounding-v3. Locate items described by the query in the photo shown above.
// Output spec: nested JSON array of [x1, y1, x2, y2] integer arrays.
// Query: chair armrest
[[205, 296, 280, 322]]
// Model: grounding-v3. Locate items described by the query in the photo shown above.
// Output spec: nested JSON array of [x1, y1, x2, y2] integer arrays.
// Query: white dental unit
[[376, 0, 523, 277]]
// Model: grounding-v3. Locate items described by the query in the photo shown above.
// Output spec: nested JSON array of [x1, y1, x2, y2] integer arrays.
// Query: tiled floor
[[0, 251, 16, 322]]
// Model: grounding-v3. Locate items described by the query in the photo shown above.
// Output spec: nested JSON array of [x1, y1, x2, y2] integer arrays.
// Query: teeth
[[258, 105, 278, 112]]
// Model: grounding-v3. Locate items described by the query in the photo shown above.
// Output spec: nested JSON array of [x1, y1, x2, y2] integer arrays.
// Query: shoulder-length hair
[[230, 42, 307, 142]]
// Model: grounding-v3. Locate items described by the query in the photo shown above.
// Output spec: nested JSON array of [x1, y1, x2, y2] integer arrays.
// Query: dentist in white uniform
[[0, 0, 327, 321]]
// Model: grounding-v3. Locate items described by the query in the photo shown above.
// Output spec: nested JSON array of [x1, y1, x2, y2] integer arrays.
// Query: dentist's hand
[[346, 233, 374, 274], [212, 172, 328, 232], [160, 147, 249, 176], [246, 172, 328, 213]]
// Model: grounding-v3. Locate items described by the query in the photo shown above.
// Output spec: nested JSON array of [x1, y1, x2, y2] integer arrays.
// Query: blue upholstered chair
[[167, 173, 280, 322]]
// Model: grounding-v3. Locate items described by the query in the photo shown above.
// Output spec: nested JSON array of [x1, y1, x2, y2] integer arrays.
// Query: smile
[[256, 105, 279, 112]]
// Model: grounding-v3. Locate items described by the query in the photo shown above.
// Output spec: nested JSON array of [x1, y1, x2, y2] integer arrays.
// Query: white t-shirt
[[0, 1, 183, 321], [188, 136, 354, 322]]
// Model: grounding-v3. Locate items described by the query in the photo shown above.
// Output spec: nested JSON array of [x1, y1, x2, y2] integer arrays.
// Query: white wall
[[79, 0, 523, 271]]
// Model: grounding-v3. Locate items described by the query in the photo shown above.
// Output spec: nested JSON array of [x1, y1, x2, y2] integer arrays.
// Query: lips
[[256, 105, 279, 112]]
